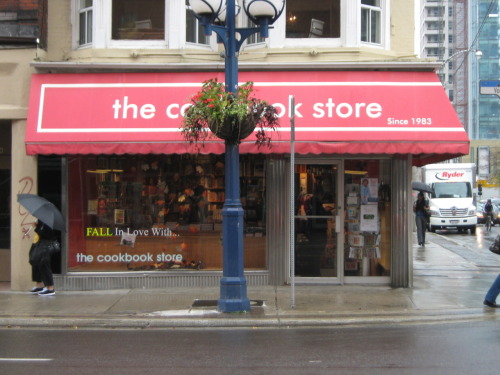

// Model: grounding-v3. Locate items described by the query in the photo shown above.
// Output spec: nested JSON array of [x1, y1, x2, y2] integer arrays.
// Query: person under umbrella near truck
[[413, 192, 429, 247]]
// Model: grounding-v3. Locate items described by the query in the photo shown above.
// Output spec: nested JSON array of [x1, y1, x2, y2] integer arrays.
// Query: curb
[[0, 309, 497, 330]]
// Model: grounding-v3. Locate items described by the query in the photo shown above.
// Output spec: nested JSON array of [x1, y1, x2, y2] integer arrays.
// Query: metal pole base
[[218, 277, 251, 312]]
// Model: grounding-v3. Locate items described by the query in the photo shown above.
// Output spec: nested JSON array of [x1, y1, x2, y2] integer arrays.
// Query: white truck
[[422, 163, 477, 234]]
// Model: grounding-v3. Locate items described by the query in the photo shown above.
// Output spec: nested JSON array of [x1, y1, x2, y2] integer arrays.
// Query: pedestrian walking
[[413, 192, 429, 246], [484, 274, 500, 308], [28, 220, 58, 296], [484, 234, 500, 308]]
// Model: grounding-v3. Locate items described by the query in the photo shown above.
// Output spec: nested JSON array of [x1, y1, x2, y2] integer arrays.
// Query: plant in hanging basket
[[181, 78, 279, 147]]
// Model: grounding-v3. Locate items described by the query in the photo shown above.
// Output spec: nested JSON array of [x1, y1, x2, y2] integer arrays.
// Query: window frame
[[361, 0, 382, 45], [245, 17, 265, 46], [185, 0, 210, 46], [107, 0, 168, 48], [281, 0, 345, 48], [78, 0, 93, 46], [73, 0, 389, 52]]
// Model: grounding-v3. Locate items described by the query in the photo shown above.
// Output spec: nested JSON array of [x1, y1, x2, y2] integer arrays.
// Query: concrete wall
[[10, 120, 38, 290], [46, 0, 71, 62], [0, 49, 34, 119], [391, 0, 417, 56], [0, 48, 36, 285]]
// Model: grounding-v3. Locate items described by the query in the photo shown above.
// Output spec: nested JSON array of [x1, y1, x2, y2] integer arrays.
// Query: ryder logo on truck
[[435, 171, 465, 180]]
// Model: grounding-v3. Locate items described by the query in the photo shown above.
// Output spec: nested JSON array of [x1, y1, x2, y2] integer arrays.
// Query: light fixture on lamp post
[[438, 48, 482, 141], [438, 48, 482, 82], [437, 48, 483, 84], [189, 0, 285, 313], [440, 48, 483, 66]]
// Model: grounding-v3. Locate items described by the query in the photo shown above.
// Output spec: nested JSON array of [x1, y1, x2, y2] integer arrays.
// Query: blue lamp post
[[189, 0, 284, 313]]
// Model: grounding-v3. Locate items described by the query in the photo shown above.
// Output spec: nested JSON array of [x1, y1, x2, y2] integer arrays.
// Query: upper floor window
[[427, 7, 443, 17], [75, 1, 389, 51], [79, 0, 93, 45], [185, 0, 208, 45], [247, 18, 264, 45], [361, 0, 381, 44], [111, 0, 165, 40], [286, 0, 340, 38]]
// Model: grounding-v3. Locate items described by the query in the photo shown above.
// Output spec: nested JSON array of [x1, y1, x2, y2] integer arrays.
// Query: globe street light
[[189, 0, 285, 313]]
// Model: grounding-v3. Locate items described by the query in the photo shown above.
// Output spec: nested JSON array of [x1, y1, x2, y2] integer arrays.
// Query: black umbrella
[[411, 181, 434, 195], [17, 194, 66, 232]]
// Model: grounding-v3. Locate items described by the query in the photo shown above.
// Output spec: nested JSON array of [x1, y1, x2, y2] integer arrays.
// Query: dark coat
[[29, 222, 58, 265]]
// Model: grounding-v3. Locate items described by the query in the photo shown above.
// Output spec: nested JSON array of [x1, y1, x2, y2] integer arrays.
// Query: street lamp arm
[[439, 49, 482, 70]]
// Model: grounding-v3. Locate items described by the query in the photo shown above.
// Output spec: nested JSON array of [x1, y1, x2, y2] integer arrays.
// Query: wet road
[[0, 321, 499, 375]]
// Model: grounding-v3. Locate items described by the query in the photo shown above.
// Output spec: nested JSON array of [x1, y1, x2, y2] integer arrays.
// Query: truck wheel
[[470, 226, 476, 235], [430, 225, 436, 233]]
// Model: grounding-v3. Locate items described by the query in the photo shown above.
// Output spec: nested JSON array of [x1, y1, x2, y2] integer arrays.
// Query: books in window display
[[347, 221, 360, 232], [88, 199, 97, 214], [245, 226, 265, 236], [200, 223, 213, 231], [114, 209, 125, 225], [208, 191, 225, 202], [364, 247, 381, 259], [346, 196, 360, 206], [348, 233, 364, 247], [165, 222, 178, 230], [348, 247, 363, 260], [345, 259, 359, 271]]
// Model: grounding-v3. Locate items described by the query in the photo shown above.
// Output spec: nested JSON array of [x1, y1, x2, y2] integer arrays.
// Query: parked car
[[476, 201, 500, 225], [492, 198, 500, 208]]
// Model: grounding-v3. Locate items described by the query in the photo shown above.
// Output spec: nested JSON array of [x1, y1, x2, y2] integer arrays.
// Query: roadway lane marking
[[0, 358, 53, 362]]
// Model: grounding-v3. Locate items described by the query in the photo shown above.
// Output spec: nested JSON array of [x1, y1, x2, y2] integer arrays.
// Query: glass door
[[294, 162, 341, 279]]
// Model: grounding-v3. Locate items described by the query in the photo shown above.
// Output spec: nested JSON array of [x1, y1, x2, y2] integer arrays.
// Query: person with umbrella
[[27, 220, 58, 296], [413, 191, 429, 247], [18, 194, 65, 296]]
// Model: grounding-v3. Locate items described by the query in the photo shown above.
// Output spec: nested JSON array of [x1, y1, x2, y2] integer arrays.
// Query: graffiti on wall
[[17, 176, 35, 239]]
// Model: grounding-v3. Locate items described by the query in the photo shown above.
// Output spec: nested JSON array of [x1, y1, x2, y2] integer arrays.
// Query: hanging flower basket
[[181, 78, 279, 148], [208, 115, 256, 144]]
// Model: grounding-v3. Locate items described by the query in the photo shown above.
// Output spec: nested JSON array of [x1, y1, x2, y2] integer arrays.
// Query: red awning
[[25, 71, 469, 166]]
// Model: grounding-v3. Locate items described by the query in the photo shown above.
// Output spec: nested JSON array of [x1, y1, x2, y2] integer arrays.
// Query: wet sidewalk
[[1, 233, 499, 329]]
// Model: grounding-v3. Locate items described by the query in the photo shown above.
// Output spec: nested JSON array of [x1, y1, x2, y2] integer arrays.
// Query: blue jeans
[[485, 274, 500, 303], [416, 215, 427, 245]]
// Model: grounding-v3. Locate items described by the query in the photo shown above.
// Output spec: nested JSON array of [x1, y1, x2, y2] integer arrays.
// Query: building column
[[11, 119, 38, 291], [390, 156, 413, 288]]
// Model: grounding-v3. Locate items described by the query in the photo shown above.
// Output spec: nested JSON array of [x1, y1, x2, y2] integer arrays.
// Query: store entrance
[[294, 162, 341, 279]]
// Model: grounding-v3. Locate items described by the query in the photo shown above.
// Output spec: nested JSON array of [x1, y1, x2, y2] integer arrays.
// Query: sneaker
[[484, 300, 499, 308], [38, 289, 55, 296], [29, 287, 44, 294]]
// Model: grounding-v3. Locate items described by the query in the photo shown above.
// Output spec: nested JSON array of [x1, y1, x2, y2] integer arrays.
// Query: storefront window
[[294, 163, 339, 277], [344, 159, 391, 277], [67, 154, 267, 272], [112, 0, 165, 40]]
